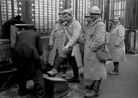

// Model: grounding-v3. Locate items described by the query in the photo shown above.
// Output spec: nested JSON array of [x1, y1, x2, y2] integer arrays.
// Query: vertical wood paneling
[[0, 0, 128, 32], [0, 0, 2, 29]]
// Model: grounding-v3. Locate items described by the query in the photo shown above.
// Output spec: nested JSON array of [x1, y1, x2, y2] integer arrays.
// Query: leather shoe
[[86, 85, 93, 90], [47, 68, 58, 77], [109, 71, 119, 75], [68, 77, 80, 83], [85, 90, 99, 98]]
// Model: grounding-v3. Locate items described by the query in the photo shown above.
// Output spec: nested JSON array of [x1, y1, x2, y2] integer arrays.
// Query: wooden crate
[[43, 74, 69, 98]]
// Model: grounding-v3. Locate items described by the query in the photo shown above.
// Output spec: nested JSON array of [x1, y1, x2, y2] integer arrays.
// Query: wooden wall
[[125, 0, 138, 29]]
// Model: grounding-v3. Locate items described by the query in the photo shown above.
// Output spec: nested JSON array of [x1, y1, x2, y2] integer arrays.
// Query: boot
[[109, 62, 119, 75], [46, 68, 58, 77], [85, 81, 95, 90], [68, 57, 80, 83], [47, 57, 66, 76], [85, 80, 101, 98]]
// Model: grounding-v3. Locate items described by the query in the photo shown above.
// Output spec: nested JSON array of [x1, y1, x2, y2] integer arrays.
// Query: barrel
[[0, 39, 11, 61]]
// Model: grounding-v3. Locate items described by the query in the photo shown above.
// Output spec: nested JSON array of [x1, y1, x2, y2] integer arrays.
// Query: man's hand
[[63, 45, 69, 53], [49, 45, 53, 50]]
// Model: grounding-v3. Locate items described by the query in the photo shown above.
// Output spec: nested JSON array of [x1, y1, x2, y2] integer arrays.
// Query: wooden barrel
[[0, 39, 11, 61]]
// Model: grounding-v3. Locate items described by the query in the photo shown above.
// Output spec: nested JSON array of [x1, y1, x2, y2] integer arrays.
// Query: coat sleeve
[[65, 22, 81, 48], [115, 26, 125, 46], [49, 23, 56, 45], [89, 23, 106, 51]]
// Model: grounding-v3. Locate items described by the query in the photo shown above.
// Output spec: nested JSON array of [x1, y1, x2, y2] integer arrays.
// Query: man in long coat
[[12, 26, 45, 98], [83, 6, 107, 98], [108, 16, 126, 75], [47, 9, 82, 83], [48, 12, 66, 66], [1, 15, 25, 39]]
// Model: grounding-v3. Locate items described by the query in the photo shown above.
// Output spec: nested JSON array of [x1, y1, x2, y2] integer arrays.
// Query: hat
[[85, 13, 90, 18], [14, 15, 21, 20], [88, 6, 101, 15], [25, 26, 37, 31], [62, 9, 73, 16]]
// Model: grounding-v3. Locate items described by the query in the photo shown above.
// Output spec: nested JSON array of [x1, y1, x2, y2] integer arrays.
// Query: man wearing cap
[[108, 15, 126, 75], [12, 26, 45, 98], [83, 6, 107, 98], [1, 15, 25, 39], [47, 9, 82, 83], [48, 12, 66, 67], [79, 14, 91, 62]]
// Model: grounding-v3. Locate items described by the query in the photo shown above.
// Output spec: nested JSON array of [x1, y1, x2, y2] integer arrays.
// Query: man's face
[[63, 13, 72, 23], [85, 17, 91, 24], [59, 15, 64, 23], [90, 14, 99, 21]]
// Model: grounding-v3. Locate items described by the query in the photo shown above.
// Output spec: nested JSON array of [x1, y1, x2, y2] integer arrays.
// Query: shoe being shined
[[47, 68, 58, 77]]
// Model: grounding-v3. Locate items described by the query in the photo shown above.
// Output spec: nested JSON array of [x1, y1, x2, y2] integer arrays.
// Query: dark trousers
[[13, 57, 45, 98], [19, 68, 45, 98], [54, 48, 79, 78]]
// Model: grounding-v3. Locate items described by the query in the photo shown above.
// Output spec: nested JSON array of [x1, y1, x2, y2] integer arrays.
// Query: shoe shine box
[[43, 74, 69, 98]]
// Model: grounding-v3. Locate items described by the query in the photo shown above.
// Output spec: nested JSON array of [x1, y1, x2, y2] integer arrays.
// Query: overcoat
[[48, 22, 66, 66], [64, 18, 82, 68], [83, 18, 107, 80], [108, 23, 126, 62]]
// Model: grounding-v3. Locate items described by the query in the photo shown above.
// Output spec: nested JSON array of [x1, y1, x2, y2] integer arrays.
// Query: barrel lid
[[0, 39, 10, 41]]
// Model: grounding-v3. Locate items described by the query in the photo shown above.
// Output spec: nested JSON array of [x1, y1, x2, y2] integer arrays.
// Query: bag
[[96, 44, 111, 61]]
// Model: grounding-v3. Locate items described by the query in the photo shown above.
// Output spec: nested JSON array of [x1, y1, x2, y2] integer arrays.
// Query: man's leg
[[68, 56, 79, 83], [113, 62, 119, 72], [18, 81, 28, 96], [47, 50, 70, 76], [85, 80, 101, 97], [33, 68, 45, 98], [109, 62, 119, 75], [14, 58, 29, 96]]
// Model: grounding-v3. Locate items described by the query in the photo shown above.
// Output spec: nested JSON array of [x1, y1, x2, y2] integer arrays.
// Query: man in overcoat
[[47, 9, 82, 83], [48, 12, 66, 66], [83, 6, 107, 98], [108, 16, 126, 75]]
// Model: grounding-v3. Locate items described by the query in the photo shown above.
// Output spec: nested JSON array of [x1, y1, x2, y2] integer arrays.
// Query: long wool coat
[[108, 23, 126, 62], [64, 18, 82, 68], [83, 18, 107, 80], [48, 22, 66, 66]]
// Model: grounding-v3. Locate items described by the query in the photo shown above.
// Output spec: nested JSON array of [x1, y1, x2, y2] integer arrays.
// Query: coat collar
[[66, 17, 76, 27], [87, 17, 102, 28]]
